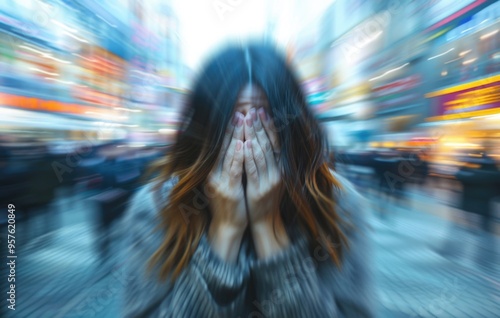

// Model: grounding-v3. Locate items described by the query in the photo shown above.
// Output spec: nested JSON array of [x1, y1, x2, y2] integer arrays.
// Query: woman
[[121, 43, 374, 317]]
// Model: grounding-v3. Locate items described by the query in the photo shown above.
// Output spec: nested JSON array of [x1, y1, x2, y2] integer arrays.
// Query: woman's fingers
[[232, 112, 244, 143], [244, 140, 258, 184], [221, 137, 236, 184], [229, 140, 244, 187], [257, 108, 280, 157], [227, 113, 244, 186], [244, 110, 257, 142], [215, 112, 243, 178], [245, 110, 267, 177], [214, 115, 237, 176], [253, 108, 276, 172]]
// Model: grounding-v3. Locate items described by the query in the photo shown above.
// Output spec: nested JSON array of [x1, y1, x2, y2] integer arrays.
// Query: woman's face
[[234, 84, 270, 117]]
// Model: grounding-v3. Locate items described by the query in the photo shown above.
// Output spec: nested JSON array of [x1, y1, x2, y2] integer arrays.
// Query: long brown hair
[[148, 43, 349, 281]]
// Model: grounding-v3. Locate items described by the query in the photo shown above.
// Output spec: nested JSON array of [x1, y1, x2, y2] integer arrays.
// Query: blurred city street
[[1, 0, 500, 317], [2, 173, 498, 318]]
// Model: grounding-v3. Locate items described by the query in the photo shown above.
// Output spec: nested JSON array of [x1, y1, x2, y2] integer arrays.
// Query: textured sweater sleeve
[[249, 172, 375, 318], [250, 235, 328, 317], [121, 180, 250, 318], [327, 173, 375, 317]]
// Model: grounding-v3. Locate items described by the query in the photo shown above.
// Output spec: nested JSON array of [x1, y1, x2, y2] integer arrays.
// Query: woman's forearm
[[251, 214, 290, 260], [208, 222, 246, 263]]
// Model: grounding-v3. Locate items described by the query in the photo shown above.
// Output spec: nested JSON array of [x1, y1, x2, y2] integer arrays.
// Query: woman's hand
[[206, 111, 246, 262], [243, 108, 281, 223], [244, 108, 290, 259]]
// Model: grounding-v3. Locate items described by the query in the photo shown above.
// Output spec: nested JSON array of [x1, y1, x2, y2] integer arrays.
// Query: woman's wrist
[[251, 213, 290, 260], [208, 221, 246, 263]]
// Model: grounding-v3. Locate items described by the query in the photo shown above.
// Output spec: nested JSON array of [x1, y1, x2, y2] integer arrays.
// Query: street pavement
[[4, 180, 499, 318]]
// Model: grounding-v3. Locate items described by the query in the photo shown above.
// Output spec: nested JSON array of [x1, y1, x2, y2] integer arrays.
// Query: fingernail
[[250, 108, 257, 122], [258, 108, 267, 122], [232, 113, 239, 126], [236, 140, 242, 151], [237, 113, 244, 127], [246, 115, 252, 127], [246, 140, 252, 148]]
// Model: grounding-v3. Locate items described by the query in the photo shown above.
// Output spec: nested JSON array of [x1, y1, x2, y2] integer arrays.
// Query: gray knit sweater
[[120, 172, 375, 318]]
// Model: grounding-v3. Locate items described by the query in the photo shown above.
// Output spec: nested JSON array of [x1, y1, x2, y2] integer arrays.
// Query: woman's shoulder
[[124, 176, 179, 223], [331, 170, 360, 196], [119, 177, 179, 272], [329, 169, 370, 230], [120, 179, 178, 317]]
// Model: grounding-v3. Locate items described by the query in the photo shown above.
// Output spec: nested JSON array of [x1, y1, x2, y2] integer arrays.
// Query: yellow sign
[[445, 86, 500, 111], [426, 74, 500, 98]]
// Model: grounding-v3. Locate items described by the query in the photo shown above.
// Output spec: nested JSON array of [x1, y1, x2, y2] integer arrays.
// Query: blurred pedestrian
[[0, 146, 15, 208], [372, 151, 400, 218], [439, 153, 499, 271], [121, 43, 374, 317], [22, 143, 59, 242], [412, 150, 429, 188], [456, 154, 499, 235]]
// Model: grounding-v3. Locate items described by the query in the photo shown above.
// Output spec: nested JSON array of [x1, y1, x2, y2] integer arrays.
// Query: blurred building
[[297, 0, 500, 168], [0, 0, 188, 145]]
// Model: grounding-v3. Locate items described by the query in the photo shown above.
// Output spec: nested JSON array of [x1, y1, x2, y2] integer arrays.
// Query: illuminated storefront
[[0, 0, 184, 144], [426, 74, 500, 121], [422, 1, 500, 169]]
